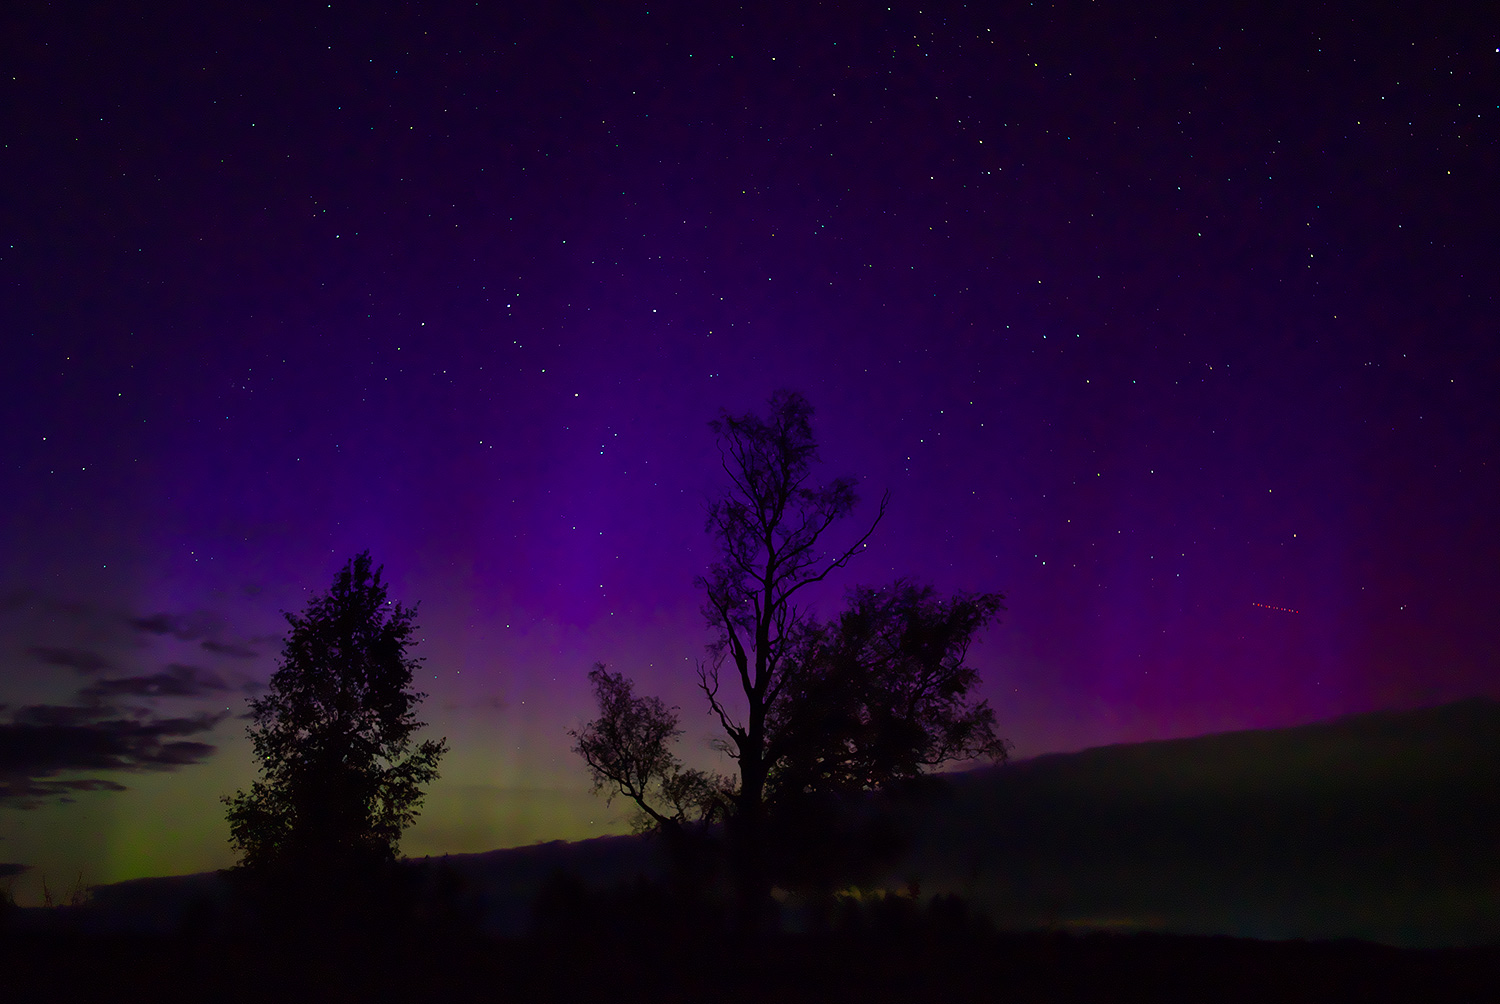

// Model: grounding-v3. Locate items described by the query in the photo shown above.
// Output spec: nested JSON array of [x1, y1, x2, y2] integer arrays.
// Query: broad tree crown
[[223, 551, 447, 875]]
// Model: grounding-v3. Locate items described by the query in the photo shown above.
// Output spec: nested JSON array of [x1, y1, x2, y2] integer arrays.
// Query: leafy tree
[[570, 665, 725, 834], [763, 581, 1010, 805], [223, 552, 447, 880], [756, 582, 1009, 895], [573, 391, 1008, 929]]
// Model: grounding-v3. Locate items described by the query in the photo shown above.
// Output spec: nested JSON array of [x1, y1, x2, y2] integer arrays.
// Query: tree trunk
[[731, 745, 772, 933]]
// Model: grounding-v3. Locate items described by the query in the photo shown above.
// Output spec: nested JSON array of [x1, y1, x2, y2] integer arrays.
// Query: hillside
[[48, 697, 1500, 946], [902, 696, 1500, 946]]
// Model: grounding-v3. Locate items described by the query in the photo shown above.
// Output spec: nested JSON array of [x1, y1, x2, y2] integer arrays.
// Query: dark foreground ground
[[4, 929, 1495, 1004]]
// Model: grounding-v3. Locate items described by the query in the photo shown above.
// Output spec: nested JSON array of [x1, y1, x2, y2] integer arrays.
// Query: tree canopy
[[762, 581, 1010, 806], [223, 552, 447, 877]]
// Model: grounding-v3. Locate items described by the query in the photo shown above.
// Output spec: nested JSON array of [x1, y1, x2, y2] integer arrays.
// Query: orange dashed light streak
[[1252, 602, 1300, 614]]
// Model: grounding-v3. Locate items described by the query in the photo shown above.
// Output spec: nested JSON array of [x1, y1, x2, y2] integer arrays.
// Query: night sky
[[3, 2, 1496, 905]]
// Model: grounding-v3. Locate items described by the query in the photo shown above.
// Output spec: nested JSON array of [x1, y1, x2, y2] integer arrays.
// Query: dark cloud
[[5, 595, 249, 806], [4, 594, 231, 646], [5, 778, 130, 807], [127, 610, 223, 642], [129, 613, 178, 635], [2, 593, 126, 630], [0, 862, 31, 878], [26, 646, 112, 674], [148, 740, 216, 765], [129, 613, 209, 640], [81, 664, 229, 699], [0, 707, 226, 809], [10, 703, 104, 728], [200, 639, 258, 659]]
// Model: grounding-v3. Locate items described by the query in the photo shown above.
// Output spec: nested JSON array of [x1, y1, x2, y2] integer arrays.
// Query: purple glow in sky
[[2, 2, 1496, 903]]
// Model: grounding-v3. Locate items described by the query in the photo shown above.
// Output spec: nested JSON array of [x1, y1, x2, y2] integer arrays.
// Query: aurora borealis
[[2, 2, 1496, 905]]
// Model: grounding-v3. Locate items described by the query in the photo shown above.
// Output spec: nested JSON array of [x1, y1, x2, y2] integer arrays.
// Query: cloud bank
[[0, 706, 226, 809], [1, 596, 260, 810]]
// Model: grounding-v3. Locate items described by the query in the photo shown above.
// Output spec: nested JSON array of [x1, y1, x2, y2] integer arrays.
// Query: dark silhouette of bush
[[403, 855, 486, 944], [529, 867, 730, 945], [212, 851, 489, 953], [760, 774, 956, 900], [791, 887, 992, 941]]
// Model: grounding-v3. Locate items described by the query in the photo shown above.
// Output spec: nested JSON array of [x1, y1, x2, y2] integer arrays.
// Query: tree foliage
[[763, 581, 1010, 806], [570, 665, 726, 833], [223, 552, 447, 876], [572, 391, 1008, 925]]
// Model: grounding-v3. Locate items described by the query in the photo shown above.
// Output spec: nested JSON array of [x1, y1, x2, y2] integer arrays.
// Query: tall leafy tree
[[574, 391, 1008, 928], [223, 552, 447, 877]]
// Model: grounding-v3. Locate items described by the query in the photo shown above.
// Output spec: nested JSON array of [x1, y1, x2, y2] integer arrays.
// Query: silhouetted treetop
[[223, 551, 447, 875]]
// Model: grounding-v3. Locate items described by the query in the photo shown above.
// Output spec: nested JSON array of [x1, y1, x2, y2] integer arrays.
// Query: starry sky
[[2, 2, 1496, 905]]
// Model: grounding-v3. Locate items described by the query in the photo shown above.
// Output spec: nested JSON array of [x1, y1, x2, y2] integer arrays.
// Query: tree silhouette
[[570, 665, 725, 834], [573, 391, 1008, 930], [223, 552, 447, 884], [757, 582, 1009, 896], [764, 582, 1010, 804]]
